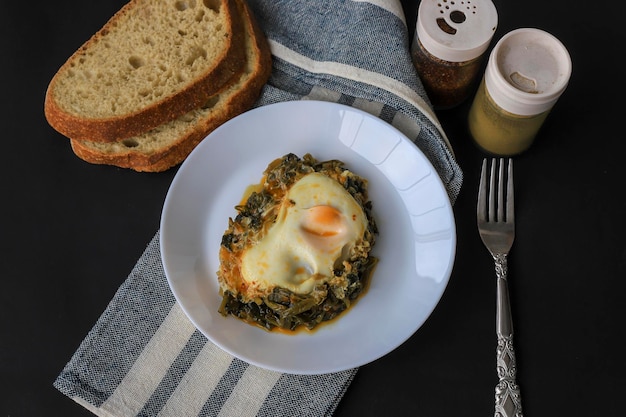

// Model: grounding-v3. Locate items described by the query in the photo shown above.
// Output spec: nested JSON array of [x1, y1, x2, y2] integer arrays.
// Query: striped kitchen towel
[[53, 1, 462, 416]]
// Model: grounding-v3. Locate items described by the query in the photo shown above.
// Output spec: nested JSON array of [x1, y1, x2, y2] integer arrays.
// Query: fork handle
[[493, 253, 523, 417]]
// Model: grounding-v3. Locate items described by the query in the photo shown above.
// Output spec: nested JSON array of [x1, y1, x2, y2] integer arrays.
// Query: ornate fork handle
[[493, 253, 523, 417]]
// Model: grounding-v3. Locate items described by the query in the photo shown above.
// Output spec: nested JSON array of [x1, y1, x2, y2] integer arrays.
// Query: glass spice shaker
[[468, 28, 572, 156], [411, 0, 498, 109]]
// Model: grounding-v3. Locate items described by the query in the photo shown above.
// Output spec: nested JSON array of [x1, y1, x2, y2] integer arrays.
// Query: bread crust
[[45, 0, 246, 143], [69, 0, 272, 172]]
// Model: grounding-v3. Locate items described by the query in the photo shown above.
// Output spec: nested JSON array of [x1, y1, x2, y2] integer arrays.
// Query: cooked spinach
[[217, 153, 378, 332]]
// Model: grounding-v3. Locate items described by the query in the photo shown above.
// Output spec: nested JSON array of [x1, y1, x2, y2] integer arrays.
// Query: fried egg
[[240, 172, 368, 294]]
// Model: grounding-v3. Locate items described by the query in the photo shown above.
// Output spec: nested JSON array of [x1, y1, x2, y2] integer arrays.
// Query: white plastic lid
[[416, 0, 498, 62], [485, 28, 572, 115]]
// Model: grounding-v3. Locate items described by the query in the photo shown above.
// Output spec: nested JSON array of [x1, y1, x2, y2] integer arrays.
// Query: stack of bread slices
[[44, 0, 272, 172]]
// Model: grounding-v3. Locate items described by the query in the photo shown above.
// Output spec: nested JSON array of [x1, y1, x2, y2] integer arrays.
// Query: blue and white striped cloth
[[53, 1, 462, 416]]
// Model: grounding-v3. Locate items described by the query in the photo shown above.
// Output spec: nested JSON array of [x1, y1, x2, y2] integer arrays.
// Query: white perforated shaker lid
[[416, 0, 498, 62], [485, 28, 572, 115]]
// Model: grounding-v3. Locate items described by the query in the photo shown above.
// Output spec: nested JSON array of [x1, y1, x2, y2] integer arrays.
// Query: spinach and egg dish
[[217, 153, 378, 331]]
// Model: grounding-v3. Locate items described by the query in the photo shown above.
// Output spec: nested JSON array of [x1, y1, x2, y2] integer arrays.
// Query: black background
[[2, 0, 624, 415]]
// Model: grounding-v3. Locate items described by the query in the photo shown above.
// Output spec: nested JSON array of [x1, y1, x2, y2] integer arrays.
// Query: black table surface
[[2, 0, 624, 415]]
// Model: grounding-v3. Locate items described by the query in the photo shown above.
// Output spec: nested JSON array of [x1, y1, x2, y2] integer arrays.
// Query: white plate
[[160, 100, 456, 374]]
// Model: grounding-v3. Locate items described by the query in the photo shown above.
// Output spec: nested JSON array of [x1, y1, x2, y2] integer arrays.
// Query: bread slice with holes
[[69, 0, 272, 172], [44, 0, 246, 143]]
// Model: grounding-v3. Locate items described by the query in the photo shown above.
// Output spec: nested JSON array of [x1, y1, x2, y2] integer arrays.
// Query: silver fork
[[477, 158, 523, 417]]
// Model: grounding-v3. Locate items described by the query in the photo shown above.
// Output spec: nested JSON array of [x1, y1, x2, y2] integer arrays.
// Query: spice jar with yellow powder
[[468, 28, 572, 155]]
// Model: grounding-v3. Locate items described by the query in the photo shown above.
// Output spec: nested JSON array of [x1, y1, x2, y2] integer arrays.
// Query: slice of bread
[[69, 0, 272, 172], [44, 0, 246, 143]]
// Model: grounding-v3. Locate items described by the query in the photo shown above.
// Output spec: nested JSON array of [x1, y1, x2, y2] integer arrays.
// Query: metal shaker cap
[[416, 0, 498, 62]]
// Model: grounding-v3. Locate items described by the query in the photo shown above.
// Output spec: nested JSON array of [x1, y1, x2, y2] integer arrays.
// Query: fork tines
[[478, 158, 514, 225]]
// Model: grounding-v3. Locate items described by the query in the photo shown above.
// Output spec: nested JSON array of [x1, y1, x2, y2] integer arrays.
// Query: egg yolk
[[301, 205, 345, 237]]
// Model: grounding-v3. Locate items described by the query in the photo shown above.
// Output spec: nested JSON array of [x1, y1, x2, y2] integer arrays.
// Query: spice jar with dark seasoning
[[411, 0, 498, 109], [468, 28, 572, 155]]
